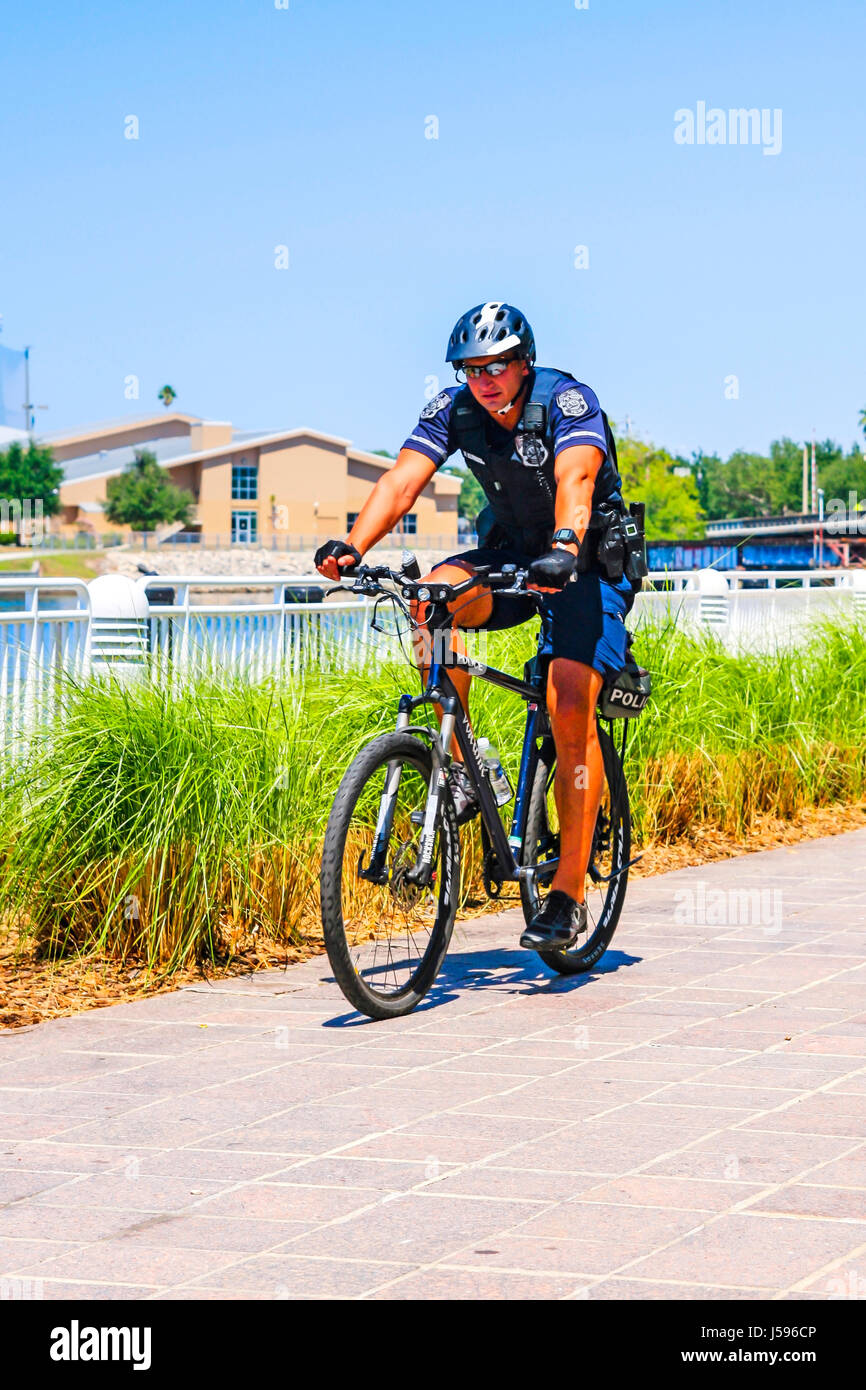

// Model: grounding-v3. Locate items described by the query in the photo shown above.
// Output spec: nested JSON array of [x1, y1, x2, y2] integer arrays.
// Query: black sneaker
[[448, 763, 480, 825], [520, 890, 588, 951]]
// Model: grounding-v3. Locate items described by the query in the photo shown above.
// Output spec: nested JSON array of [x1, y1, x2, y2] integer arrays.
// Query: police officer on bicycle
[[316, 302, 643, 951]]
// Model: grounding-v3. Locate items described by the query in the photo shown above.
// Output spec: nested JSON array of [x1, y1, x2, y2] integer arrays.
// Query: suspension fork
[[358, 699, 413, 883], [404, 678, 456, 888], [359, 681, 457, 886]]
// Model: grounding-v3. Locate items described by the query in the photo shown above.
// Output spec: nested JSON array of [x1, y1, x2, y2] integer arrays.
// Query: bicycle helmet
[[446, 302, 536, 365]]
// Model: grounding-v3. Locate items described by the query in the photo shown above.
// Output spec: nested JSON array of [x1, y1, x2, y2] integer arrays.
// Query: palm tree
[[158, 385, 177, 409]]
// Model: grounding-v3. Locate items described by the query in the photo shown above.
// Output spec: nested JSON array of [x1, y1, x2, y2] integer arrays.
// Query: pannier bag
[[598, 650, 652, 719]]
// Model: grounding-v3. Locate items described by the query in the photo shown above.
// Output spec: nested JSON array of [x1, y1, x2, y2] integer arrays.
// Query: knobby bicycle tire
[[320, 732, 461, 1019], [520, 722, 631, 975]]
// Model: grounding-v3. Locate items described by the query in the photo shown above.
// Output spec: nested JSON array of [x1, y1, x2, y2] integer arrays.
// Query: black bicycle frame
[[356, 577, 564, 892], [402, 639, 556, 887]]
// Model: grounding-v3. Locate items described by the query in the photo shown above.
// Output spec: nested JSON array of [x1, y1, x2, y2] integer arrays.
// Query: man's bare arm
[[315, 448, 438, 580], [553, 443, 604, 558]]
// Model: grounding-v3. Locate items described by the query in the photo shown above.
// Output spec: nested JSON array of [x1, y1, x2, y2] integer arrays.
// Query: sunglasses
[[456, 356, 521, 381]]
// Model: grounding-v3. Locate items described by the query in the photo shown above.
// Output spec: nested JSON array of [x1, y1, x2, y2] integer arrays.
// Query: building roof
[[61, 426, 357, 484], [0, 426, 28, 447], [43, 413, 202, 446], [62, 435, 201, 482]]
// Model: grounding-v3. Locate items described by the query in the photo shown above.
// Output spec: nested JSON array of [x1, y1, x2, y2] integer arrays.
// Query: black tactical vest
[[450, 367, 622, 557]]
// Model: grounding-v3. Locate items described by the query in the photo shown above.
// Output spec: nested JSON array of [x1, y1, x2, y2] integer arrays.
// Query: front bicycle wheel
[[520, 723, 631, 975], [320, 732, 460, 1019]]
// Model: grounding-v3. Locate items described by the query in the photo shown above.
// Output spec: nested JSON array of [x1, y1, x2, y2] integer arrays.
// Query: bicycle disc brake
[[389, 837, 432, 904]]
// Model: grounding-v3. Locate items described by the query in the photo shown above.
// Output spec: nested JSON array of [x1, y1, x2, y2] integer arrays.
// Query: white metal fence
[[645, 569, 857, 591], [1, 568, 865, 749], [636, 569, 866, 651], [141, 577, 379, 681], [0, 579, 91, 756]]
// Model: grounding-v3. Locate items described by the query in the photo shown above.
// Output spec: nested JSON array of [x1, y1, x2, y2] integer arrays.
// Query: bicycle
[[320, 557, 639, 1020]]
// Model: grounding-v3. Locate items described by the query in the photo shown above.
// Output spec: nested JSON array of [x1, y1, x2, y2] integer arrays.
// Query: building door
[[232, 510, 257, 544]]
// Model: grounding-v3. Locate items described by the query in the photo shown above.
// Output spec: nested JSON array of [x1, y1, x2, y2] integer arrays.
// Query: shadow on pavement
[[320, 943, 643, 1027]]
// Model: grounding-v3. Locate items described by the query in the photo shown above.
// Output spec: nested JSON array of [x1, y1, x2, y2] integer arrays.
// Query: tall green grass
[[1, 617, 864, 970], [627, 618, 866, 839]]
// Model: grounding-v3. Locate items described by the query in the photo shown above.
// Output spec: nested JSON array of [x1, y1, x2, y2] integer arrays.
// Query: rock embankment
[[98, 545, 457, 581]]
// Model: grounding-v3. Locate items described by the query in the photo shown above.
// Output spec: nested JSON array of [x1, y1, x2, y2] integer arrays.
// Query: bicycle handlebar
[[341, 562, 553, 605]]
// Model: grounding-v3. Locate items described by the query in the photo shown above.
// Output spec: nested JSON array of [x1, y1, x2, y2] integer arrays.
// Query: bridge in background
[[652, 507, 866, 572]]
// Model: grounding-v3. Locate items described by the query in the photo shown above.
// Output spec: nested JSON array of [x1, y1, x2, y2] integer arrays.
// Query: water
[[0, 593, 81, 613]]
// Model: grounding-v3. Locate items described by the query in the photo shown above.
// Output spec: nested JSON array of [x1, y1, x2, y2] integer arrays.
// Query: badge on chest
[[514, 433, 549, 468]]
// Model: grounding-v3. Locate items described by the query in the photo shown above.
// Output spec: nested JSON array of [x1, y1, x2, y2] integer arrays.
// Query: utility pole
[[21, 347, 48, 433], [818, 487, 825, 569], [810, 430, 817, 513], [802, 445, 809, 513], [23, 346, 33, 433]]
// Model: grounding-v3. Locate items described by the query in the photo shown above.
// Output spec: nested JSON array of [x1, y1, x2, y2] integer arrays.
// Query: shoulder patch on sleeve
[[420, 391, 451, 420], [556, 387, 590, 418]]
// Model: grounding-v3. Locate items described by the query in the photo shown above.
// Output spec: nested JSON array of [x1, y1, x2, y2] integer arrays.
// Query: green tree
[[816, 440, 866, 505], [691, 436, 866, 520], [104, 450, 194, 533], [0, 439, 64, 525], [769, 438, 807, 512], [440, 463, 486, 522], [698, 450, 780, 519], [690, 450, 722, 516], [613, 432, 704, 540]]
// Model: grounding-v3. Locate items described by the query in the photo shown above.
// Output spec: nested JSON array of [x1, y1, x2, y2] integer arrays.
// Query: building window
[[347, 512, 359, 530], [401, 513, 417, 535], [231, 510, 258, 544], [232, 462, 258, 500]]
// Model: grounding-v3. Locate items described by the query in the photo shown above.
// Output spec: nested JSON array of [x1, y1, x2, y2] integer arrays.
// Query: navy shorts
[[435, 547, 635, 680]]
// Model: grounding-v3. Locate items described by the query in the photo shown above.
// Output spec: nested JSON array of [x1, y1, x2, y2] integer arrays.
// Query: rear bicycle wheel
[[519, 722, 631, 975], [320, 732, 460, 1019]]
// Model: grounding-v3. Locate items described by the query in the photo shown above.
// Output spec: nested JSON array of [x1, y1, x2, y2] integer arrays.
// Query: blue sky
[[1, 0, 864, 460]]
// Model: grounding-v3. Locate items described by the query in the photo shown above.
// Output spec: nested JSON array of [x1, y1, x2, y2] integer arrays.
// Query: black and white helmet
[[445, 302, 536, 365]]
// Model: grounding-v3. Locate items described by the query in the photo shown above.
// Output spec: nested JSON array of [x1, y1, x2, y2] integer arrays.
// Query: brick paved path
[[2, 830, 865, 1300]]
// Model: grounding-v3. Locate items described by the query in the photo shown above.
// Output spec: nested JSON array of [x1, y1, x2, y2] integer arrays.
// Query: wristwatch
[[551, 527, 579, 549]]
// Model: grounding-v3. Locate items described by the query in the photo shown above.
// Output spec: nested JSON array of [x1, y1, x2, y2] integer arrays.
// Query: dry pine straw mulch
[[2, 801, 865, 1031]]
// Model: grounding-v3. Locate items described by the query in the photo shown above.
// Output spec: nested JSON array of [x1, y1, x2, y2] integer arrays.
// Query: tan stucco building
[[51, 413, 460, 545]]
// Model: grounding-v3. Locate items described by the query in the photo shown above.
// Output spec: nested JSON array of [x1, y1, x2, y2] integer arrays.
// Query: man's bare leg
[[409, 563, 493, 762], [546, 657, 605, 903]]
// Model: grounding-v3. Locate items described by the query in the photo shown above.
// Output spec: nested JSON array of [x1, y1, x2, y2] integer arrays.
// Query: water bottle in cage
[[477, 738, 513, 807]]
